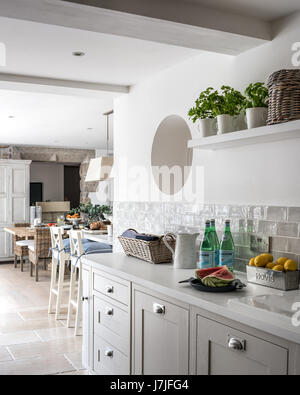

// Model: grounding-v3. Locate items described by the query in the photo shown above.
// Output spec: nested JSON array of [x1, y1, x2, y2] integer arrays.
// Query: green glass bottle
[[219, 220, 235, 270], [209, 219, 220, 267], [199, 220, 213, 269]]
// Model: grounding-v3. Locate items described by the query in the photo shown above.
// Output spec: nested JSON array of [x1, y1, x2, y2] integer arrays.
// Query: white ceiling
[[0, 89, 117, 149], [187, 0, 300, 21], [0, 16, 199, 149]]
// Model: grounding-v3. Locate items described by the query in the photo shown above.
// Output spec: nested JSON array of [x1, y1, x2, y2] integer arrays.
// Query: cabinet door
[[0, 228, 10, 259], [194, 314, 288, 375], [0, 166, 9, 225], [133, 289, 189, 375], [82, 266, 91, 370], [11, 166, 29, 223]]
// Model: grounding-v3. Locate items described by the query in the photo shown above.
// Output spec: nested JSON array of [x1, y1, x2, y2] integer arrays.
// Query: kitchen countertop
[[82, 253, 300, 345]]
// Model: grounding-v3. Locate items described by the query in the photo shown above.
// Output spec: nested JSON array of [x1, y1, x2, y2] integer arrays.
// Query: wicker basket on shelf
[[118, 229, 175, 264], [267, 69, 300, 125]]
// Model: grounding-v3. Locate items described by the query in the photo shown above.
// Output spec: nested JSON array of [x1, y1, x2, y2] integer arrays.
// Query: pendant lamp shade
[[85, 156, 114, 182], [85, 109, 114, 182]]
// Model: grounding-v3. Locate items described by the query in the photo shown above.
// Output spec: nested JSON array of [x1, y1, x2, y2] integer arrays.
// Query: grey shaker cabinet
[[82, 263, 299, 375], [191, 311, 289, 375], [132, 287, 189, 375]]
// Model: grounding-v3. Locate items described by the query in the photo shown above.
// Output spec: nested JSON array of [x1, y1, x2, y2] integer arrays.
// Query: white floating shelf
[[188, 120, 300, 151]]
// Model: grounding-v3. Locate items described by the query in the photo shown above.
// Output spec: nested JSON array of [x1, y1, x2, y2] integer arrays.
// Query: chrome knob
[[81, 296, 88, 302], [228, 338, 244, 351], [106, 285, 114, 294], [105, 349, 114, 358], [105, 307, 114, 316], [153, 303, 165, 314]]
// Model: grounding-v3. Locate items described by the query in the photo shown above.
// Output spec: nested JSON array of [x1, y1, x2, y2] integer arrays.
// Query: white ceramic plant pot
[[235, 113, 247, 131], [197, 118, 218, 137], [217, 114, 236, 134], [246, 107, 268, 129]]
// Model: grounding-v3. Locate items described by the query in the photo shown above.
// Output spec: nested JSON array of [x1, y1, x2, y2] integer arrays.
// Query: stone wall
[[113, 202, 300, 272]]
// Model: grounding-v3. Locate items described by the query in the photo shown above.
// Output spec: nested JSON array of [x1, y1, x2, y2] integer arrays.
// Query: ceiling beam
[[0, 0, 271, 55], [0, 73, 129, 97]]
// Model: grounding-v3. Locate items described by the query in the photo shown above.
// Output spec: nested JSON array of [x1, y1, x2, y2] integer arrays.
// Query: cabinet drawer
[[94, 334, 129, 375], [93, 296, 130, 356], [93, 271, 129, 306]]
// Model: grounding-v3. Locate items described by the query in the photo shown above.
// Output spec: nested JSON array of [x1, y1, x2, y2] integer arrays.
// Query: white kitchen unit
[[0, 160, 31, 261], [82, 253, 300, 376]]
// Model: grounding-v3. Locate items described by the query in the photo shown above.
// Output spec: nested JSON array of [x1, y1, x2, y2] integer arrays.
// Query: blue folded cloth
[[63, 238, 112, 254], [121, 229, 159, 242]]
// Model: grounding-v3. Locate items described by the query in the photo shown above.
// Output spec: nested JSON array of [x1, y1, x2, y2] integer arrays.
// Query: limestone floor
[[0, 262, 87, 375]]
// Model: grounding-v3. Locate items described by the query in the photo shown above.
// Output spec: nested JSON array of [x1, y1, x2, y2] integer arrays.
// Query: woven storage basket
[[118, 229, 175, 264], [267, 69, 300, 125]]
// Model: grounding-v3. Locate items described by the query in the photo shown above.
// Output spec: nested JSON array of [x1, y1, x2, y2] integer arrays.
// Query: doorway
[[64, 165, 80, 209]]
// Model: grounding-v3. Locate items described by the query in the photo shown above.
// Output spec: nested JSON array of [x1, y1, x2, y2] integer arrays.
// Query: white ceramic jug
[[163, 232, 199, 269]]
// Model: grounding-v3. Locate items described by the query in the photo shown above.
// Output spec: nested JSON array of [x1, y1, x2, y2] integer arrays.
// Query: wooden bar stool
[[48, 227, 70, 320]]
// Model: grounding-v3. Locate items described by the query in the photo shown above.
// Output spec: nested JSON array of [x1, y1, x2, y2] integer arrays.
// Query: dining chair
[[48, 227, 70, 320], [13, 223, 32, 271], [28, 228, 51, 282]]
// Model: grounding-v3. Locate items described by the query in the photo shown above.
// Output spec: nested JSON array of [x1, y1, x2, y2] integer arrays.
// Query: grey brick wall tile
[[234, 259, 248, 273], [258, 220, 277, 235], [248, 206, 266, 219], [270, 237, 288, 252], [266, 206, 287, 221], [276, 222, 299, 237], [287, 238, 300, 254], [287, 207, 300, 222]]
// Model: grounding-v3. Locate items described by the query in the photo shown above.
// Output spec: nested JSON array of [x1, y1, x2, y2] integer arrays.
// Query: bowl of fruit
[[66, 213, 81, 226], [247, 254, 299, 291]]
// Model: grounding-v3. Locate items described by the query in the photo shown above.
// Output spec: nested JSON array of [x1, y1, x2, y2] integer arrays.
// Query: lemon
[[266, 262, 276, 269], [276, 257, 289, 266], [254, 255, 269, 267], [249, 257, 256, 266], [273, 265, 284, 272], [284, 259, 298, 272], [261, 253, 274, 263]]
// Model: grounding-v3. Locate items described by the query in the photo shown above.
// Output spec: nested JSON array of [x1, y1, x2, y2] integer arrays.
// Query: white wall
[[30, 162, 64, 201], [114, 12, 300, 207]]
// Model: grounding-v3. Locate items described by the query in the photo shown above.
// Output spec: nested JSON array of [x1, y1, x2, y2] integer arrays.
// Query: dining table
[[4, 226, 114, 246], [4, 226, 36, 239]]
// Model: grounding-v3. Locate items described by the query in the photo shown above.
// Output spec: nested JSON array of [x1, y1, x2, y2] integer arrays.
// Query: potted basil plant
[[244, 82, 269, 129], [212, 86, 247, 134], [188, 88, 217, 137]]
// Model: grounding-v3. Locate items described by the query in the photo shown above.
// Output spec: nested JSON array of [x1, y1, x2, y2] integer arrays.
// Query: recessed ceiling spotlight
[[87, 128, 93, 131], [72, 51, 85, 57], [8, 115, 15, 119]]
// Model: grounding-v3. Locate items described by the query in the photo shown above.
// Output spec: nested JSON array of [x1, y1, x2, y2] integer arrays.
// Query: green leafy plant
[[244, 82, 269, 108], [213, 85, 247, 116], [188, 87, 216, 122], [188, 86, 246, 121], [77, 202, 112, 221]]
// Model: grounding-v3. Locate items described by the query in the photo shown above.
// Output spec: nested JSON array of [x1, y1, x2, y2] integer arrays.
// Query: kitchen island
[[81, 253, 300, 375]]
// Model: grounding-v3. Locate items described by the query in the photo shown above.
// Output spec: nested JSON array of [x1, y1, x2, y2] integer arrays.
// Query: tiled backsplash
[[113, 202, 300, 272]]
